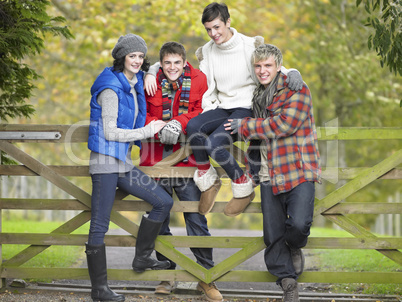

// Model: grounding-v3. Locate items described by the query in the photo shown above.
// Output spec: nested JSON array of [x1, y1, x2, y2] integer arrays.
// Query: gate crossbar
[[0, 126, 401, 285]]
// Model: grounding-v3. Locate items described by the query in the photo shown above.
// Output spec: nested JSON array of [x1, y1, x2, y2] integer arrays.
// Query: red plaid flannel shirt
[[239, 73, 321, 195]]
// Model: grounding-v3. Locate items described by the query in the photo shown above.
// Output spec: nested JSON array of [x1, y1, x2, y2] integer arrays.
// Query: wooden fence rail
[[0, 124, 401, 287]]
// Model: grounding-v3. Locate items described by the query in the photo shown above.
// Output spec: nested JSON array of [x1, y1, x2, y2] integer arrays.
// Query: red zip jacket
[[139, 62, 207, 167]]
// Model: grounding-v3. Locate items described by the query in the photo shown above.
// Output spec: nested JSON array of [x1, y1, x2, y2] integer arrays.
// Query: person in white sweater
[[144, 3, 303, 221], [186, 2, 304, 219]]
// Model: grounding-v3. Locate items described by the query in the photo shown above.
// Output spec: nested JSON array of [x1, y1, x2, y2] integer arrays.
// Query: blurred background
[[1, 0, 401, 235]]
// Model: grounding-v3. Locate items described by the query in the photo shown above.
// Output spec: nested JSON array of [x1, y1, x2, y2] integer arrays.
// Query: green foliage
[[357, 0, 402, 76], [0, 0, 74, 122], [287, 1, 401, 222], [5, 0, 401, 229], [0, 0, 74, 164], [289, 0, 401, 126]]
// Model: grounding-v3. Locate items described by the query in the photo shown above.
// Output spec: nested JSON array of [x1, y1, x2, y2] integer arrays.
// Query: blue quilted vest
[[88, 67, 146, 162]]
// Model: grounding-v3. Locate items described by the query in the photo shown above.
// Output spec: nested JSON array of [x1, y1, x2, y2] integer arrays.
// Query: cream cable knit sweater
[[196, 28, 292, 112], [196, 28, 263, 112]]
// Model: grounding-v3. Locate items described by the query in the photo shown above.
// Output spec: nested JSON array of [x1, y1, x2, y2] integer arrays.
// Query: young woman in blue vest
[[86, 34, 173, 302]]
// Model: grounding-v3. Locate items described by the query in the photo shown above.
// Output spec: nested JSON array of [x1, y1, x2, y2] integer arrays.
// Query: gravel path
[[0, 290, 219, 302], [0, 290, 224, 302], [0, 284, 279, 302]]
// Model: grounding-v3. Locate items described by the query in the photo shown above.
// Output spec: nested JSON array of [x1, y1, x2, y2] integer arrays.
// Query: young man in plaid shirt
[[225, 44, 321, 302]]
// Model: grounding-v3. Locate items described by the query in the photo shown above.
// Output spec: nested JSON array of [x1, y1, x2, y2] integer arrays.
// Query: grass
[[1, 220, 87, 274], [0, 218, 118, 282], [310, 227, 401, 295], [0, 220, 400, 295]]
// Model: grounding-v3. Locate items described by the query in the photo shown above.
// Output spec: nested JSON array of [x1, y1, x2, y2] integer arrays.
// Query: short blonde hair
[[252, 44, 283, 67]]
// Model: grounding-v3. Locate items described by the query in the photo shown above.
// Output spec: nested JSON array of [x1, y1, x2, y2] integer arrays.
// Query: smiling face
[[161, 53, 186, 83], [123, 52, 144, 79], [254, 56, 282, 88], [203, 17, 232, 45]]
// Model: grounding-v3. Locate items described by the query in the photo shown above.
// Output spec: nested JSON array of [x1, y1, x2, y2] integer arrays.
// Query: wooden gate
[[0, 124, 401, 287]]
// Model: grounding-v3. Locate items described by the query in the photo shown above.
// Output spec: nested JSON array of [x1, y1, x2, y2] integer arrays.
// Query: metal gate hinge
[[0, 131, 62, 140]]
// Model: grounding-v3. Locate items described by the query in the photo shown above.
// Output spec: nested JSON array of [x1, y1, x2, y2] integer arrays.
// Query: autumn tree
[[357, 0, 402, 76], [0, 0, 73, 122], [281, 0, 402, 227], [0, 0, 73, 164], [12, 0, 401, 228]]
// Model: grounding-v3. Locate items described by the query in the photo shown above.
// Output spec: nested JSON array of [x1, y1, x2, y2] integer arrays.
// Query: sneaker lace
[[283, 282, 296, 301]]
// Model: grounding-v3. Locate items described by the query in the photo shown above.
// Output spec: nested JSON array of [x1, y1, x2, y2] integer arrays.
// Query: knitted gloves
[[227, 119, 242, 134], [285, 70, 303, 91], [159, 119, 182, 145]]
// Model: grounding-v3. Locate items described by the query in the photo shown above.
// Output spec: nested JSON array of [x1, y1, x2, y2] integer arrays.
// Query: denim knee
[[146, 190, 174, 223], [164, 197, 174, 213], [186, 118, 199, 137], [187, 119, 208, 148], [157, 195, 174, 218], [205, 130, 232, 157], [208, 145, 230, 165], [285, 219, 312, 248]]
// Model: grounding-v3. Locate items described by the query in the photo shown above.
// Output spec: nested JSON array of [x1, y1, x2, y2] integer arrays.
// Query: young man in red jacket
[[140, 41, 223, 302]]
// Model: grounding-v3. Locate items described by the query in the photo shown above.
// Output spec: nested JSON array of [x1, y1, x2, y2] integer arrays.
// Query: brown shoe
[[155, 281, 175, 294], [194, 166, 221, 215], [199, 179, 221, 215], [224, 191, 255, 216], [224, 178, 255, 216], [197, 281, 223, 302]]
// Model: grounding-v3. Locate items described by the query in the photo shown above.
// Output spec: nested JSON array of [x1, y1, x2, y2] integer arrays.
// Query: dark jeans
[[88, 167, 174, 245], [260, 181, 315, 283], [186, 107, 253, 180], [155, 178, 214, 269]]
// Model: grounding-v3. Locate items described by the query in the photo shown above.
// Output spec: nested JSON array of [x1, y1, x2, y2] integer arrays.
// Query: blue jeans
[[186, 107, 253, 180], [155, 178, 214, 269], [88, 167, 174, 245], [260, 181, 315, 283]]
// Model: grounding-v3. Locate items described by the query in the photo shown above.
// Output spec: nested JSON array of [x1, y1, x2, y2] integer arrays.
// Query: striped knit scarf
[[159, 64, 191, 121], [252, 72, 280, 119]]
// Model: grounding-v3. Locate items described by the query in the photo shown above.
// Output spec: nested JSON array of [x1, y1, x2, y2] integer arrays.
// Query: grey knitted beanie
[[112, 34, 147, 59]]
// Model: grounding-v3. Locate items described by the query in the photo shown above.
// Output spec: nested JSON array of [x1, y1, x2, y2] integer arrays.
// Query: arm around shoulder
[[144, 62, 160, 96], [280, 66, 303, 91]]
